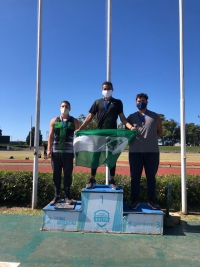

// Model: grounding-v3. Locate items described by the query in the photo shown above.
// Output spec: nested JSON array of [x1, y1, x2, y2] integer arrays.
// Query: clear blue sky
[[1, 0, 200, 141]]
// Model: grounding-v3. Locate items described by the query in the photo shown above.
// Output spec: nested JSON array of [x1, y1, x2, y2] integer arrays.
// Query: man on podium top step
[[78, 81, 134, 190]]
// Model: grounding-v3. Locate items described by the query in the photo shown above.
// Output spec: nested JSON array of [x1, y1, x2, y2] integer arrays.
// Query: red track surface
[[0, 160, 199, 175]]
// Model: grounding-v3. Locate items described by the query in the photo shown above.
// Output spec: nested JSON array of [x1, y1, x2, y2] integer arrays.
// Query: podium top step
[[82, 184, 123, 193]]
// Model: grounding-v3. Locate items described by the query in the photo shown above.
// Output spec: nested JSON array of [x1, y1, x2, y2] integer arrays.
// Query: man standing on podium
[[78, 81, 134, 190], [127, 93, 163, 210], [47, 100, 79, 206]]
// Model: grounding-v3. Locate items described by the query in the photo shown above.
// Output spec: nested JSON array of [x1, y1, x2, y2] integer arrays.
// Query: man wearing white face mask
[[47, 100, 79, 206], [78, 81, 134, 189]]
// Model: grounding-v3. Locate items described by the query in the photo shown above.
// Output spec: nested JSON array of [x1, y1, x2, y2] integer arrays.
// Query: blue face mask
[[136, 102, 147, 110]]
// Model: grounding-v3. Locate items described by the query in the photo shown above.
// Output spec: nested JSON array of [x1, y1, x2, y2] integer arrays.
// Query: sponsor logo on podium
[[94, 210, 110, 227]]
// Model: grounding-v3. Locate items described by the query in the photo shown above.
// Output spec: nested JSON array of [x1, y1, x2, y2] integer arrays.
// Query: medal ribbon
[[137, 112, 146, 125], [103, 97, 112, 111]]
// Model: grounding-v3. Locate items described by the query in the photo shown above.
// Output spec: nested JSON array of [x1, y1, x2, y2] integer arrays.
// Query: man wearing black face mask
[[127, 93, 163, 210]]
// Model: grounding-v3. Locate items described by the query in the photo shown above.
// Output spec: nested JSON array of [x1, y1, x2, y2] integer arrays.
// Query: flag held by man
[[74, 129, 137, 169]]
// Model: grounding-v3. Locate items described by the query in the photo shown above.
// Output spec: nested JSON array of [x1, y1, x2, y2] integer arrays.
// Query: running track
[[0, 160, 199, 175]]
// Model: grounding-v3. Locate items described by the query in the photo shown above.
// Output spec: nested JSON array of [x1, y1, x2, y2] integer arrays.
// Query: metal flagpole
[[32, 0, 42, 209], [30, 116, 32, 149], [179, 0, 187, 214], [106, 0, 112, 185], [106, 0, 111, 81]]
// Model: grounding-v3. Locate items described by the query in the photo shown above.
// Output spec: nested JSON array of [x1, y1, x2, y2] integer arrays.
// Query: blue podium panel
[[80, 185, 123, 233], [42, 201, 82, 231], [123, 203, 164, 235]]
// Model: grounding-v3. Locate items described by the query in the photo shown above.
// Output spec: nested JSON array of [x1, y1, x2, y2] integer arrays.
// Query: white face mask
[[102, 90, 112, 98], [60, 107, 69, 115]]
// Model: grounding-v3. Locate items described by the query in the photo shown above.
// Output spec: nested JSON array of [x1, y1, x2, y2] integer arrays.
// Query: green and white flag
[[74, 129, 138, 169]]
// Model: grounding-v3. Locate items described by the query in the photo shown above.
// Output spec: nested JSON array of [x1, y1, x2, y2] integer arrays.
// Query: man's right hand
[[130, 127, 138, 130], [47, 151, 51, 158]]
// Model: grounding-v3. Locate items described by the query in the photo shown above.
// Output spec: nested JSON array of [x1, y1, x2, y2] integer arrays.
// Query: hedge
[[0, 170, 199, 210]]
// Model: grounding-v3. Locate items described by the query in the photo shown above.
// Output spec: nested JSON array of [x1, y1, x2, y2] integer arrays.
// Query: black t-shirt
[[89, 97, 123, 129]]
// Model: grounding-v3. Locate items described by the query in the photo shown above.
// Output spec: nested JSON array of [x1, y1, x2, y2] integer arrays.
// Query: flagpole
[[106, 0, 111, 81], [106, 0, 112, 185], [30, 115, 32, 149], [32, 0, 42, 209], [179, 0, 187, 214]]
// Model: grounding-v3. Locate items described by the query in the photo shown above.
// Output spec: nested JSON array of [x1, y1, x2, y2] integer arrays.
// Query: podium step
[[81, 184, 123, 232], [42, 201, 82, 231], [123, 202, 164, 235]]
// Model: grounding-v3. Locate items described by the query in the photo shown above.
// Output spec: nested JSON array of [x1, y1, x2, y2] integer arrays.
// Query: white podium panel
[[80, 185, 123, 232], [123, 203, 164, 234], [42, 201, 82, 231]]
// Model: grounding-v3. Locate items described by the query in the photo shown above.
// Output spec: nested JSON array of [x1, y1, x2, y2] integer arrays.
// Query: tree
[[0, 129, 2, 136], [78, 114, 98, 130], [158, 114, 180, 145], [163, 119, 179, 145], [185, 123, 200, 146], [158, 114, 167, 145], [26, 127, 43, 146], [78, 114, 86, 127]]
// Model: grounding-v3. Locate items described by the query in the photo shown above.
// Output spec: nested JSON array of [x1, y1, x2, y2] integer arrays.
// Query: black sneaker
[[86, 178, 96, 189], [64, 197, 73, 205], [49, 196, 62, 206], [109, 179, 119, 190], [130, 200, 140, 210], [148, 201, 160, 210]]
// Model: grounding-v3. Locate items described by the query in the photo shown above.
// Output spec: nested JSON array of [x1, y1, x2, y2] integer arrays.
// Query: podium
[[42, 184, 163, 234]]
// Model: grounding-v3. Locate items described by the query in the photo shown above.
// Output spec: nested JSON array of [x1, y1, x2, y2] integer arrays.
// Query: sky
[[1, 0, 200, 142]]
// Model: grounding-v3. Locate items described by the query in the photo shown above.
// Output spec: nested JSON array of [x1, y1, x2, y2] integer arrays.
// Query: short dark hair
[[136, 93, 148, 101], [60, 100, 70, 107], [102, 81, 113, 89]]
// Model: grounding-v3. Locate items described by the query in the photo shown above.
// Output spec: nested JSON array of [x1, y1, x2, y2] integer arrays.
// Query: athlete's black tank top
[[52, 116, 75, 153]]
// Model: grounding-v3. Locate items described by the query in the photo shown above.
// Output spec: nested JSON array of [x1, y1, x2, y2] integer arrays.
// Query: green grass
[[159, 146, 200, 152], [118, 151, 200, 162], [0, 150, 44, 160], [0, 206, 42, 215], [124, 145, 200, 152], [1, 150, 200, 162]]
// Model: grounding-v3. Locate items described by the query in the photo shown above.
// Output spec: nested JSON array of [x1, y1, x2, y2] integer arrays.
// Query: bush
[[0, 170, 199, 210]]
